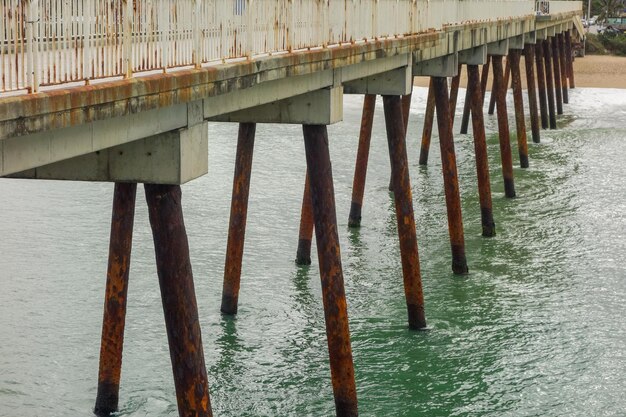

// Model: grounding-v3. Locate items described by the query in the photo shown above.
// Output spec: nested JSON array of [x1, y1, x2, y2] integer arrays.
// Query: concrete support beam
[[509, 35, 525, 50], [341, 53, 412, 85], [524, 31, 537, 44], [9, 122, 209, 184], [413, 54, 458, 77], [210, 87, 343, 125], [203, 70, 334, 120], [487, 39, 509, 56], [1, 101, 199, 176], [536, 28, 548, 40], [458, 46, 487, 65], [344, 66, 412, 95]]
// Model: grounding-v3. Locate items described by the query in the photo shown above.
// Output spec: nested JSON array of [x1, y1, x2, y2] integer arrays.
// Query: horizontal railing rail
[[0, 0, 581, 95]]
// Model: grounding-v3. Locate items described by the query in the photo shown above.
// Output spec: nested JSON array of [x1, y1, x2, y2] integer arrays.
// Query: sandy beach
[[414, 54, 626, 89]]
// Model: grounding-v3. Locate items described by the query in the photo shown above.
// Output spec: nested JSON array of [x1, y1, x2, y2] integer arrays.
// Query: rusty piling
[[449, 67, 461, 130], [419, 78, 435, 165], [492, 55, 516, 198], [542, 39, 558, 129], [221, 123, 256, 315], [382, 95, 427, 328], [94, 183, 137, 416], [565, 30, 576, 88], [509, 49, 529, 168], [523, 44, 541, 143], [558, 33, 569, 104], [535, 41, 550, 129], [295, 172, 314, 265], [459, 66, 471, 135], [551, 37, 564, 115], [481, 56, 491, 102], [348, 94, 376, 228], [389, 91, 412, 190], [432, 77, 469, 274], [467, 65, 496, 237], [302, 124, 358, 417], [489, 56, 510, 115], [145, 184, 212, 417]]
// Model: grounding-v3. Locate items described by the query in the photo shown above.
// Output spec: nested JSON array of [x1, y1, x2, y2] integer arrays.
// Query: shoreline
[[413, 54, 626, 90]]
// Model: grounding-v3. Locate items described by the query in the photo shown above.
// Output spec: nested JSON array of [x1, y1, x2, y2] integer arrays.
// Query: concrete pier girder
[[210, 87, 344, 125], [9, 121, 209, 184], [344, 65, 412, 96], [458, 45, 488, 66], [414, 54, 459, 77], [0, 12, 583, 182]]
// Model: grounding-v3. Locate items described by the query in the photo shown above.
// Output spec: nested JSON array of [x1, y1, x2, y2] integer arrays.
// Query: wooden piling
[[382, 95, 427, 328], [221, 123, 256, 315], [542, 39, 558, 129], [94, 183, 137, 416], [468, 65, 496, 237], [418, 78, 435, 165], [432, 77, 469, 274], [551, 37, 564, 115], [348, 94, 376, 228], [534, 41, 550, 130], [492, 55, 516, 198], [509, 49, 529, 168], [558, 33, 569, 104], [145, 184, 212, 417], [295, 172, 314, 265], [523, 44, 541, 143], [565, 30, 576, 88], [302, 124, 358, 417]]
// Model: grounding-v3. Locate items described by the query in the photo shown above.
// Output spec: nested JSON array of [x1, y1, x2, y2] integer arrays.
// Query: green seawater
[[1, 87, 625, 416]]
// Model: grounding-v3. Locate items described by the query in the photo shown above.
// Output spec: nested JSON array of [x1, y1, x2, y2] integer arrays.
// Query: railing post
[[123, 0, 133, 78], [25, 0, 39, 93], [193, 0, 201, 68]]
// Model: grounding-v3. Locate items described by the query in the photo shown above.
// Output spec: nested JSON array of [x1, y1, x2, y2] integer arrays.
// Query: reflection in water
[[1, 88, 626, 416]]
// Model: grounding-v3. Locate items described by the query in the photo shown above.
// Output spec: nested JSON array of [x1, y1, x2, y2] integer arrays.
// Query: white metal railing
[[536, 1, 582, 15], [0, 0, 582, 95]]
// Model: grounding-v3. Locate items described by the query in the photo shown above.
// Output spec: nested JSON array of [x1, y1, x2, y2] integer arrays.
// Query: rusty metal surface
[[542, 38, 557, 129], [492, 55, 516, 198], [448, 65, 461, 131], [564, 30, 575, 88], [432, 77, 469, 275], [382, 94, 427, 328], [459, 67, 471, 135], [557, 33, 569, 104], [523, 44, 541, 143], [481, 56, 491, 99], [509, 49, 529, 169], [0, 0, 552, 95], [94, 182, 137, 416], [302, 124, 358, 417], [550, 36, 563, 115], [145, 183, 212, 417], [418, 78, 435, 166], [221, 122, 256, 315], [489, 57, 509, 116], [467, 65, 496, 237], [534, 40, 550, 129], [348, 94, 375, 228], [295, 171, 314, 265]]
